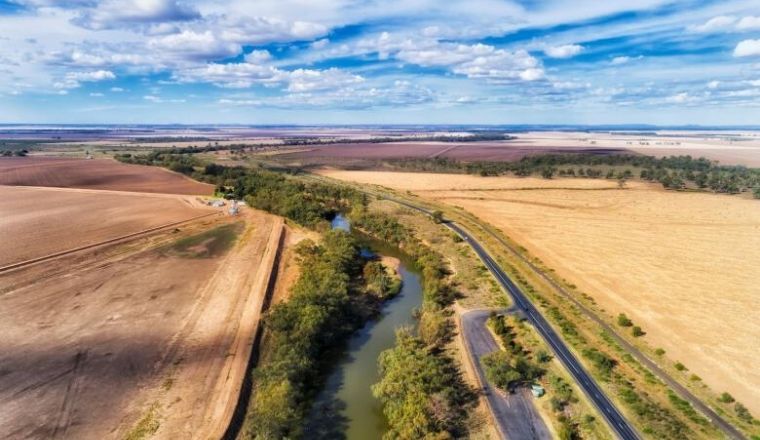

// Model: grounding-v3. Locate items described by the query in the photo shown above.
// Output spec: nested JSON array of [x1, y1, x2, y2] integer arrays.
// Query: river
[[305, 214, 423, 439]]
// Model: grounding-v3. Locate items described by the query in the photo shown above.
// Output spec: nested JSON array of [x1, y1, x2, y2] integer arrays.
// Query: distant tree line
[[1, 149, 27, 157], [385, 154, 760, 195], [119, 132, 514, 156]]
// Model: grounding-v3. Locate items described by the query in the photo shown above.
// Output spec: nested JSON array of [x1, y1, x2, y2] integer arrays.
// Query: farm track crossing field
[[0, 157, 214, 195], [318, 170, 760, 415], [0, 185, 213, 267]]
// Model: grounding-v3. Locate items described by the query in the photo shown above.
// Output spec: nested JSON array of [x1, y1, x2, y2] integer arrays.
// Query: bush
[[719, 392, 735, 403], [655, 348, 666, 356], [632, 326, 645, 337], [735, 403, 754, 423], [617, 313, 633, 327], [674, 362, 687, 371]]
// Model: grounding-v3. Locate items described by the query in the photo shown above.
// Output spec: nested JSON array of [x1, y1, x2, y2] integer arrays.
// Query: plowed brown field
[[0, 186, 213, 267], [0, 157, 213, 195]]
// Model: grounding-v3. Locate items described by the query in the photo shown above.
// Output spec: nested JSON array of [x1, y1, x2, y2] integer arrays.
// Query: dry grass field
[[0, 157, 213, 195], [319, 169, 760, 414], [0, 185, 213, 267]]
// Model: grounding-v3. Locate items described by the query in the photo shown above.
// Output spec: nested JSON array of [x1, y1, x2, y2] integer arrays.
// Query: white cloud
[[217, 16, 327, 45], [691, 15, 760, 33], [286, 68, 364, 92], [54, 69, 116, 90], [736, 16, 760, 31], [665, 92, 695, 103], [610, 55, 642, 65], [72, 0, 200, 30], [143, 94, 185, 103], [244, 50, 272, 64], [89, 92, 104, 97], [734, 39, 760, 57], [110, 87, 125, 92], [691, 16, 736, 33], [311, 38, 329, 49], [148, 30, 239, 60], [544, 44, 583, 59], [707, 80, 720, 89], [396, 41, 544, 82], [70, 70, 116, 81]]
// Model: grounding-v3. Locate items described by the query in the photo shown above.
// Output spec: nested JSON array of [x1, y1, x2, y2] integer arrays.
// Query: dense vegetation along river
[[305, 214, 423, 439]]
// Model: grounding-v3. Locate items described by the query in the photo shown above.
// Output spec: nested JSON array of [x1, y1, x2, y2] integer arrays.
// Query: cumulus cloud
[[286, 68, 364, 92], [544, 44, 583, 59], [217, 16, 327, 45], [148, 30, 239, 60], [707, 80, 720, 89], [734, 39, 760, 57], [394, 40, 544, 82], [72, 0, 200, 30], [219, 79, 435, 110], [54, 69, 116, 89], [736, 16, 760, 31]]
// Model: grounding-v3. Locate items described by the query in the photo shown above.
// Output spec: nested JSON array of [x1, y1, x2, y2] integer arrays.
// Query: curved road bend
[[376, 195, 640, 440], [461, 309, 551, 440]]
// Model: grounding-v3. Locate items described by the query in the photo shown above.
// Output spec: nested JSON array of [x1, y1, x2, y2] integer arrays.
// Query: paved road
[[460, 309, 551, 440], [446, 221, 640, 440]]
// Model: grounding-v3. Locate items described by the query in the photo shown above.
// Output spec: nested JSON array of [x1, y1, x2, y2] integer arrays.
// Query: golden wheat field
[[318, 170, 760, 413]]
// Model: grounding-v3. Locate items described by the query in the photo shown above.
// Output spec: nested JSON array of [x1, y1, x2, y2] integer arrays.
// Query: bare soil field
[[0, 157, 213, 195], [0, 208, 284, 439], [0, 185, 213, 267], [319, 170, 760, 414]]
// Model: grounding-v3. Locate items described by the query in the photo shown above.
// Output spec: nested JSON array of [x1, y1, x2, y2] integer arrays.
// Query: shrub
[[719, 392, 735, 403], [735, 403, 754, 423], [617, 313, 633, 327], [674, 362, 687, 371], [655, 348, 666, 356], [632, 326, 645, 337]]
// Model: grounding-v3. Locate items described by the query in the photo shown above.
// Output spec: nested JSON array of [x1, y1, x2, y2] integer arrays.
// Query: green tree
[[718, 392, 735, 403], [431, 210, 445, 224], [632, 326, 645, 337]]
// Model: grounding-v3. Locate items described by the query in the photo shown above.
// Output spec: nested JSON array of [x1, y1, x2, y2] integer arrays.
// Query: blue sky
[[0, 0, 759, 124]]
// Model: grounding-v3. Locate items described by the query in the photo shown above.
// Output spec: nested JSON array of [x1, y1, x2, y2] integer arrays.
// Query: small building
[[531, 384, 545, 398]]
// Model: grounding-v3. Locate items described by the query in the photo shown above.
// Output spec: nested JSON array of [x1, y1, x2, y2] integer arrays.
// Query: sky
[[0, 0, 759, 125]]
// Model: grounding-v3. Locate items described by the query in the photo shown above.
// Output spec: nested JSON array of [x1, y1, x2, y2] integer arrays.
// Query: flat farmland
[[0, 157, 213, 195], [274, 141, 630, 165], [0, 185, 212, 267], [0, 209, 284, 439], [319, 170, 760, 414]]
